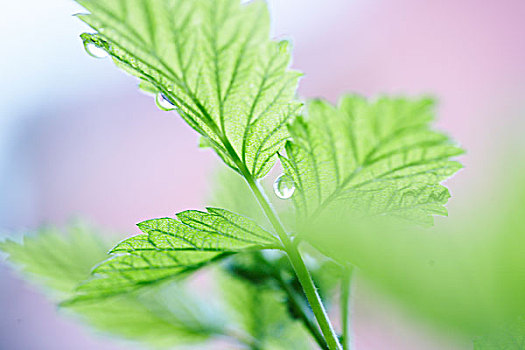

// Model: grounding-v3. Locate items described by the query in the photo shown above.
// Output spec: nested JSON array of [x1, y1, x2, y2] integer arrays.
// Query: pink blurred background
[[1, 0, 524, 349]]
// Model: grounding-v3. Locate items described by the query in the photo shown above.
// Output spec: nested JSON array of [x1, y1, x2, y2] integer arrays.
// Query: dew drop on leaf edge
[[156, 93, 176, 111], [84, 42, 109, 59], [273, 174, 295, 199]]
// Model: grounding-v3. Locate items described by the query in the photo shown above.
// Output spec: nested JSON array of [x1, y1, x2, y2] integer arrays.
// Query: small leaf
[[68, 282, 226, 347], [76, 0, 302, 178], [0, 224, 223, 346], [67, 207, 280, 302], [281, 95, 464, 225], [0, 223, 110, 296]]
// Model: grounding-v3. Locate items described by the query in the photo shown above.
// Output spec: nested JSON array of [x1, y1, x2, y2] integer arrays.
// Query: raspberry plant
[[0, 1, 466, 349]]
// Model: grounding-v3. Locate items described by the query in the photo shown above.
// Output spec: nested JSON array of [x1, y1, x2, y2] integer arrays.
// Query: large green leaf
[[280, 95, 464, 225], [77, 0, 302, 178], [0, 224, 225, 347], [68, 208, 279, 302]]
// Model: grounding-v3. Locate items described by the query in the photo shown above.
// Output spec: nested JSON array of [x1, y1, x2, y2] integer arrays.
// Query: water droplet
[[273, 174, 295, 199], [156, 93, 176, 111], [84, 42, 108, 59]]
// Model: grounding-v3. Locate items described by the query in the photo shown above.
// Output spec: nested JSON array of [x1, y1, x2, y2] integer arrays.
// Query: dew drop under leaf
[[156, 93, 176, 111], [273, 174, 295, 199], [84, 42, 108, 59]]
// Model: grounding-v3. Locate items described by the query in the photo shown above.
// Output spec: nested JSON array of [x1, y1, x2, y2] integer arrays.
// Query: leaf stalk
[[243, 174, 342, 350], [341, 265, 354, 350]]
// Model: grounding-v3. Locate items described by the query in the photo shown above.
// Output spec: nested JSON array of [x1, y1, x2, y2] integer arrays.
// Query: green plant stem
[[254, 253, 329, 350], [276, 271, 330, 350], [244, 174, 342, 350], [341, 265, 354, 350]]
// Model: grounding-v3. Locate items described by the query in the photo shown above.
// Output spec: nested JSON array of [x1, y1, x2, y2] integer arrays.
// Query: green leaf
[[280, 95, 464, 225], [68, 207, 280, 302], [68, 281, 227, 347], [76, 0, 302, 178], [0, 224, 224, 347], [0, 223, 109, 297]]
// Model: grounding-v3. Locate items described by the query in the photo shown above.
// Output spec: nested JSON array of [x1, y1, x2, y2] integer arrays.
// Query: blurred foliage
[[224, 250, 341, 315], [0, 223, 227, 347], [302, 168, 525, 344], [473, 317, 525, 349], [0, 223, 109, 297], [218, 270, 314, 349]]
